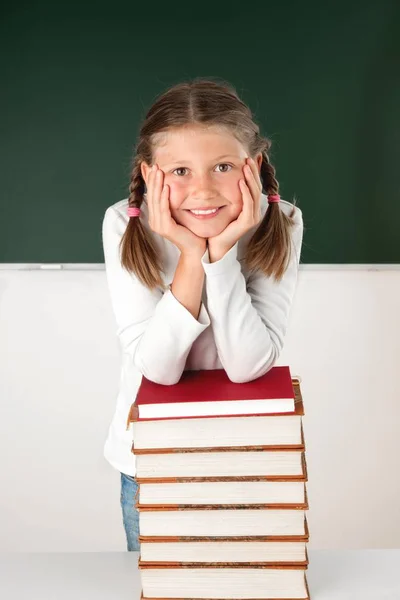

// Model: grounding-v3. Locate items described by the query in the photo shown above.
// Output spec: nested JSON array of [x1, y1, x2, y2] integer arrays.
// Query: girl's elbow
[[226, 346, 280, 384]]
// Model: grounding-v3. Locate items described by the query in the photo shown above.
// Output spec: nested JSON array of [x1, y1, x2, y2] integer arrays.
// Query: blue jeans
[[120, 472, 140, 551]]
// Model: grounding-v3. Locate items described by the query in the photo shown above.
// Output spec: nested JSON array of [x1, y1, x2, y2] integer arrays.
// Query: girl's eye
[[173, 167, 189, 176], [172, 163, 233, 176], [216, 163, 232, 173]]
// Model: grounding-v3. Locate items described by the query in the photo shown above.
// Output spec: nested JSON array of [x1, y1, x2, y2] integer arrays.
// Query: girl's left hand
[[207, 157, 263, 259]]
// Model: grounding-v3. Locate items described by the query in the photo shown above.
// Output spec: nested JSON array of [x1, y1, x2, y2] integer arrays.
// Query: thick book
[[129, 366, 297, 421], [134, 424, 305, 481], [138, 516, 310, 543], [135, 487, 309, 511], [135, 478, 307, 508], [139, 529, 309, 565], [139, 567, 311, 600], [129, 380, 304, 452], [137, 504, 308, 538], [138, 542, 309, 569], [135, 451, 308, 506]]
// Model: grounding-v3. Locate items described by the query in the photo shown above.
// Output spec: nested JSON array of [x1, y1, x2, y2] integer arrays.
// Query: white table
[[0, 550, 399, 599]]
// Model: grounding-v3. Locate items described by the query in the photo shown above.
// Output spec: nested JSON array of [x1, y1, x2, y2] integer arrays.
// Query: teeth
[[190, 208, 219, 215]]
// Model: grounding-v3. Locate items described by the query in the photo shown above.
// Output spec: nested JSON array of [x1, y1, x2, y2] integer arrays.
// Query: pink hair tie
[[127, 206, 141, 217], [267, 194, 281, 203]]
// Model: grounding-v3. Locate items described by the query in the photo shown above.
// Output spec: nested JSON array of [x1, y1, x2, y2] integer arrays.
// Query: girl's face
[[141, 125, 262, 239]]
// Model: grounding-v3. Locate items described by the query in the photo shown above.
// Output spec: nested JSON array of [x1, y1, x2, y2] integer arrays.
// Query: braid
[[127, 157, 146, 210], [245, 147, 296, 281], [260, 149, 280, 196], [120, 155, 167, 291]]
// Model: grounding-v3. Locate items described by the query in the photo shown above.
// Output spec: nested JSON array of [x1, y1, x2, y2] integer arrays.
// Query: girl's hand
[[147, 164, 207, 258], [208, 157, 263, 260]]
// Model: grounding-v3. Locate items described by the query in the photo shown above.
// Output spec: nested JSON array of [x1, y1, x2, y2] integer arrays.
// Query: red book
[[133, 366, 296, 421]]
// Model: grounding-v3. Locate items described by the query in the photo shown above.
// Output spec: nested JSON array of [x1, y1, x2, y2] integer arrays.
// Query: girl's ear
[[256, 153, 263, 173]]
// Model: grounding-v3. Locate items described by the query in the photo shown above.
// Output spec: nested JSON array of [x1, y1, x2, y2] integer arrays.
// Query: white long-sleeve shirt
[[102, 193, 304, 476]]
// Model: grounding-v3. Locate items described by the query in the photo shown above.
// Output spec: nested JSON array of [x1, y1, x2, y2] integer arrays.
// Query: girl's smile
[[186, 206, 225, 219]]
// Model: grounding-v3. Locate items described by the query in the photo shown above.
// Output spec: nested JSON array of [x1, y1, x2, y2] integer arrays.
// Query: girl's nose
[[192, 172, 217, 194]]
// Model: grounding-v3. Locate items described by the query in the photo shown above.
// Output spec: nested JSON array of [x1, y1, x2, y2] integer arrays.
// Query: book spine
[[132, 443, 306, 455], [126, 403, 139, 429], [138, 562, 307, 570], [138, 560, 309, 568], [135, 502, 309, 511], [135, 474, 306, 483]]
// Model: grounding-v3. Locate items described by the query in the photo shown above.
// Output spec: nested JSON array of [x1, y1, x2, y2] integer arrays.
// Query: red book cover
[[132, 366, 296, 421]]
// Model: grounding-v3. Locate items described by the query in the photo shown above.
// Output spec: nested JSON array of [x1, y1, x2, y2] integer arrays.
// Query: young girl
[[102, 78, 304, 551]]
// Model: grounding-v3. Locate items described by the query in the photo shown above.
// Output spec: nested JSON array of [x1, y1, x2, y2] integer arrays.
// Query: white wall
[[0, 266, 399, 552]]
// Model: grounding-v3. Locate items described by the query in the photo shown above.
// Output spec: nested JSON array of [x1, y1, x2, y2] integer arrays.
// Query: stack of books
[[126, 366, 310, 600]]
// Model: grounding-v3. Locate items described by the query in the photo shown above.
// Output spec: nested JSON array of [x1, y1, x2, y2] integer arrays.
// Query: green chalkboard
[[1, 0, 399, 263]]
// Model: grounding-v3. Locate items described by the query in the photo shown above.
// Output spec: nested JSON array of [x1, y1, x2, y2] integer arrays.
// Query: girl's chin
[[187, 224, 227, 238]]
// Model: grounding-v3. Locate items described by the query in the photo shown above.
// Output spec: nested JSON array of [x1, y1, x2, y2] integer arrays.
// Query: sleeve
[[200, 206, 304, 383], [102, 206, 211, 385]]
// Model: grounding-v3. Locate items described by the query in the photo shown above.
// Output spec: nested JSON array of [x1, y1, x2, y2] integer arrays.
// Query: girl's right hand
[[146, 164, 207, 258]]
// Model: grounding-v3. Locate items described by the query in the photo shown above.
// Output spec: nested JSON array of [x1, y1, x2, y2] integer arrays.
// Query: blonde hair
[[120, 77, 299, 291]]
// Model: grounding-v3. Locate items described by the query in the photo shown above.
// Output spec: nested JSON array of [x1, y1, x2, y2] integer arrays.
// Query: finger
[[153, 165, 164, 229], [247, 158, 262, 191], [160, 183, 171, 222], [154, 165, 164, 205], [147, 164, 157, 224], [156, 169, 174, 234], [244, 161, 262, 219], [239, 179, 253, 222], [243, 162, 260, 204]]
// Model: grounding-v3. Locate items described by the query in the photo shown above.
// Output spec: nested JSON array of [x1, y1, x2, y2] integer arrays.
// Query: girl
[[102, 78, 304, 551]]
